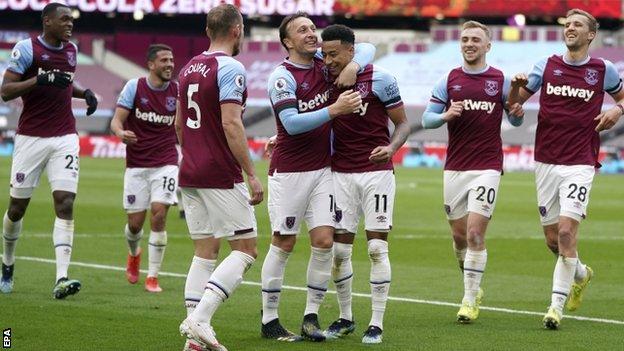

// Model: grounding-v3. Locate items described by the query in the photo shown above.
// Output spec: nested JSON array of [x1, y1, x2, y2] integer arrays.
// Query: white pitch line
[[23, 233, 624, 241], [9, 255, 624, 326]]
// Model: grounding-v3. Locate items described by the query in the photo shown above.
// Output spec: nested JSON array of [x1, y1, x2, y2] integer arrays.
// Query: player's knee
[[54, 196, 74, 219], [367, 239, 389, 263], [150, 210, 167, 230], [7, 204, 27, 221], [467, 229, 484, 248], [451, 231, 466, 245], [558, 228, 575, 248], [311, 234, 333, 249]]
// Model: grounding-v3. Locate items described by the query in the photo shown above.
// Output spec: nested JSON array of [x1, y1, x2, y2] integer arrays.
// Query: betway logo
[[135, 108, 174, 126], [545, 82, 594, 102], [298, 90, 330, 112], [37, 67, 74, 81], [451, 99, 496, 114]]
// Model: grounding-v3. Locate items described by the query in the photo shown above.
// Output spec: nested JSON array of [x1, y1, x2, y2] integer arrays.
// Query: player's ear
[[587, 30, 596, 42], [283, 38, 293, 50]]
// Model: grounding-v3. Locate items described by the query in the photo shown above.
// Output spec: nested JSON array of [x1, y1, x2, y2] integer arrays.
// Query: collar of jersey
[[284, 59, 314, 69], [562, 54, 591, 66], [461, 64, 490, 75], [37, 35, 64, 51]]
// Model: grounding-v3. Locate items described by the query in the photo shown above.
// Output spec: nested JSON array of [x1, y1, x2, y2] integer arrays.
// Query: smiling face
[[44, 6, 74, 42], [564, 14, 596, 51], [460, 27, 490, 66], [283, 17, 318, 56], [321, 39, 354, 77], [149, 50, 174, 82]]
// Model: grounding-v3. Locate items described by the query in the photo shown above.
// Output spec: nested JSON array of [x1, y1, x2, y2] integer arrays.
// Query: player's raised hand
[[443, 100, 463, 121], [117, 130, 138, 144], [36, 71, 71, 88], [369, 145, 395, 164], [594, 108, 622, 132], [511, 73, 528, 89], [506, 101, 525, 117], [334, 62, 359, 88], [264, 135, 277, 159], [329, 89, 362, 117], [247, 175, 264, 205]]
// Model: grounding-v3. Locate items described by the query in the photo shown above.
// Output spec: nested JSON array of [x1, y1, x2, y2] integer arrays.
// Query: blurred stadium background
[[1, 0, 623, 173]]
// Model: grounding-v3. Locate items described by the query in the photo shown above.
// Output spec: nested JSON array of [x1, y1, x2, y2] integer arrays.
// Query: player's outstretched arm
[[507, 73, 532, 107], [278, 90, 361, 135], [370, 106, 410, 164], [221, 103, 263, 205], [0, 70, 37, 102], [110, 107, 137, 145]]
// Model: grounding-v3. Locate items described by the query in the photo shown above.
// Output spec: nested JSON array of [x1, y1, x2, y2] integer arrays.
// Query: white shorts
[[443, 170, 501, 220], [268, 167, 334, 235], [535, 162, 595, 225], [333, 170, 395, 234], [123, 165, 179, 212], [181, 184, 257, 240], [9, 133, 80, 198]]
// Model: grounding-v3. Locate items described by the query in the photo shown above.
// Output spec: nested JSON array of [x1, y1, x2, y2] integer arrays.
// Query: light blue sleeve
[[6, 39, 33, 75], [217, 56, 246, 104], [267, 66, 330, 135], [502, 75, 523, 126], [421, 73, 449, 129], [267, 66, 297, 109], [278, 107, 331, 135], [352, 43, 376, 71], [422, 103, 446, 129], [372, 66, 403, 108], [603, 59, 623, 94], [116, 79, 138, 110], [525, 57, 548, 93], [430, 73, 449, 105]]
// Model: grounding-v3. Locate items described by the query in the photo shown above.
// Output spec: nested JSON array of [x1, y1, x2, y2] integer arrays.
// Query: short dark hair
[[41, 2, 69, 21], [206, 4, 242, 40], [321, 24, 355, 45], [278, 11, 309, 50], [146, 44, 172, 62]]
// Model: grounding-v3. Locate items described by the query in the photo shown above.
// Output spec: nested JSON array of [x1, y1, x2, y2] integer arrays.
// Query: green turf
[[1, 157, 623, 350]]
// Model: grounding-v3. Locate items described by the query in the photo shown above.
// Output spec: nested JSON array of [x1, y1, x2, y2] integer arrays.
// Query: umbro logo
[[452, 85, 462, 91], [301, 82, 309, 90], [41, 54, 50, 61], [553, 69, 563, 76], [140, 98, 149, 105]]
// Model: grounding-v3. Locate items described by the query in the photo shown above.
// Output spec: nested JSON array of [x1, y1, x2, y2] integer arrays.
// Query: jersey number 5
[[186, 83, 201, 129]]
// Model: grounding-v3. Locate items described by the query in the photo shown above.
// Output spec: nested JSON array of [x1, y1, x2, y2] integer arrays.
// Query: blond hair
[[462, 20, 491, 40], [566, 8, 599, 32]]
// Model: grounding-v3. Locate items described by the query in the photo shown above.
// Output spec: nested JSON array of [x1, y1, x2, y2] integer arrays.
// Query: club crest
[[66, 51, 76, 67], [584, 68, 598, 85], [334, 209, 343, 223], [165, 96, 176, 112], [127, 195, 136, 205], [444, 204, 451, 215], [484, 80, 499, 96], [15, 172, 25, 183], [285, 216, 295, 229], [539, 206, 547, 217], [356, 82, 369, 98]]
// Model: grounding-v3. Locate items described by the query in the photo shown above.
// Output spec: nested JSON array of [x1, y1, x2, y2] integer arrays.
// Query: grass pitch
[[1, 157, 623, 350]]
